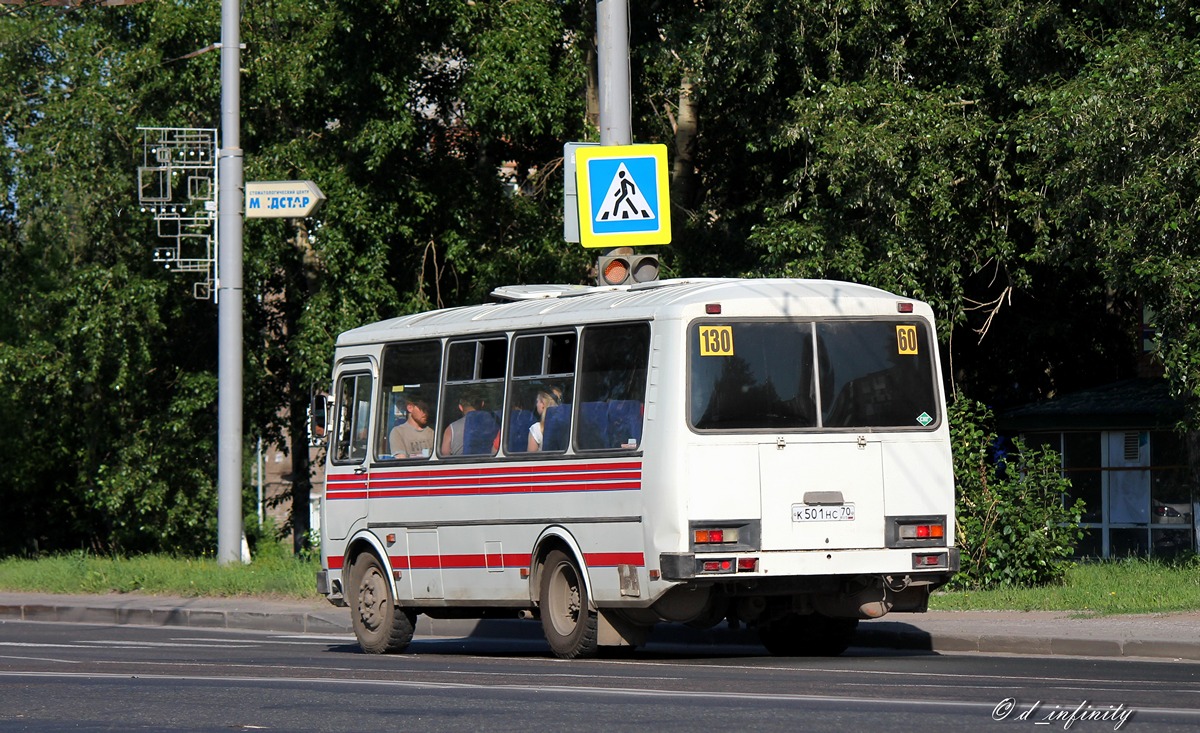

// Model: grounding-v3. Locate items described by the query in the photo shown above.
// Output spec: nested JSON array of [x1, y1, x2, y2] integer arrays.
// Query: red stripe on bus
[[367, 481, 639, 500], [327, 475, 368, 483], [367, 469, 640, 490], [326, 552, 645, 573], [377, 553, 642, 570], [368, 461, 642, 482], [325, 460, 643, 501], [326, 491, 369, 500], [584, 552, 645, 566], [326, 481, 368, 491]]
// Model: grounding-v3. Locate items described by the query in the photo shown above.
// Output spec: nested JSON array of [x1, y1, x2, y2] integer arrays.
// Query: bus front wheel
[[348, 553, 415, 654], [539, 550, 599, 659]]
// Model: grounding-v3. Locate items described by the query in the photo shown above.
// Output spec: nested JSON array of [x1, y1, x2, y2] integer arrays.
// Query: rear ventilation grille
[[1123, 432, 1140, 462]]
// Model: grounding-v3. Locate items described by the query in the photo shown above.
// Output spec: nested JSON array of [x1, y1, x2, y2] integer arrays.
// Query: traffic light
[[598, 253, 659, 286]]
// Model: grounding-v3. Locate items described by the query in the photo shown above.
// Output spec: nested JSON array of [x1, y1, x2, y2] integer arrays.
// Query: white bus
[[315, 278, 958, 658]]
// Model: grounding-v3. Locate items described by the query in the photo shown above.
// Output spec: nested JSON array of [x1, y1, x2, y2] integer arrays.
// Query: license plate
[[792, 504, 855, 522]]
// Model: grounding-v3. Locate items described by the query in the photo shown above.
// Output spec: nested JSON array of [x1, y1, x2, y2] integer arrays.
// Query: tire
[[759, 613, 858, 657], [348, 552, 415, 654], [539, 549, 598, 659]]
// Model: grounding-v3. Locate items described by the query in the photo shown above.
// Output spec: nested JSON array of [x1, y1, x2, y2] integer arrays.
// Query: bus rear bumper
[[659, 547, 959, 583], [655, 549, 959, 622]]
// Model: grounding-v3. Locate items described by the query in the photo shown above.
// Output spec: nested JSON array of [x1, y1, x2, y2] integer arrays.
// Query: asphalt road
[[1, 620, 1198, 732]]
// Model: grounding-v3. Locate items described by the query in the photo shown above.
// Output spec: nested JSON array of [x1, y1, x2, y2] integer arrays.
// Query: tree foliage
[[0, 2, 220, 554], [636, 1, 1198, 410]]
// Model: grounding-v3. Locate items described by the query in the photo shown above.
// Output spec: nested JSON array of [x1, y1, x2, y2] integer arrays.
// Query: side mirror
[[308, 392, 329, 447]]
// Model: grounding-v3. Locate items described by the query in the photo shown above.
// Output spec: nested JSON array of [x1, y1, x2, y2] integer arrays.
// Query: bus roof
[[335, 278, 930, 347]]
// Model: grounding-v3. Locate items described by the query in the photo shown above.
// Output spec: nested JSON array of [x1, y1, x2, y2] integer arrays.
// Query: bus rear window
[[817, 321, 938, 428], [690, 322, 816, 430], [689, 320, 939, 431]]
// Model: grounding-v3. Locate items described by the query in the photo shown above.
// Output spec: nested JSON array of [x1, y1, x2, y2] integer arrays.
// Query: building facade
[[1000, 379, 1198, 559]]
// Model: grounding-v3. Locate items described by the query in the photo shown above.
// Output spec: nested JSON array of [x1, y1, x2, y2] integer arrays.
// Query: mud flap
[[597, 609, 650, 647]]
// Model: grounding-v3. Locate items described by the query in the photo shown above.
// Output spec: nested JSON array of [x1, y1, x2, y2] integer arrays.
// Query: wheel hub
[[358, 569, 386, 631]]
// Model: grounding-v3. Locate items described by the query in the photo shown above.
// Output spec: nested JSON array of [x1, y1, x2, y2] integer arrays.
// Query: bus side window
[[440, 337, 506, 458], [506, 332, 575, 454], [576, 322, 650, 451], [377, 340, 442, 460], [333, 372, 372, 463]]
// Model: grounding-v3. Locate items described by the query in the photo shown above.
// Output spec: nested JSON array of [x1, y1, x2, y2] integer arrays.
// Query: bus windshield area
[[689, 319, 939, 431]]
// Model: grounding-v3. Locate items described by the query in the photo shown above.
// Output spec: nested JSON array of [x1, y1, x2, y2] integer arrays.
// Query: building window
[[1025, 430, 1194, 559]]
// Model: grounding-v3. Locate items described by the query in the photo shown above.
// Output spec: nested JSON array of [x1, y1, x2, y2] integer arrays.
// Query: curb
[[0, 600, 347, 635], [852, 624, 1200, 662]]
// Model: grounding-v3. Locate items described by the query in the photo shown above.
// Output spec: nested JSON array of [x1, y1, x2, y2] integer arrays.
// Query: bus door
[[323, 364, 374, 542], [368, 385, 445, 601], [370, 340, 447, 600], [758, 438, 886, 551]]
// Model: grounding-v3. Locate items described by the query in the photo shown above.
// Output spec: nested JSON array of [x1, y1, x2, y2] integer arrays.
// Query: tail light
[[899, 522, 944, 540], [913, 552, 948, 569], [694, 527, 740, 545], [887, 516, 949, 548]]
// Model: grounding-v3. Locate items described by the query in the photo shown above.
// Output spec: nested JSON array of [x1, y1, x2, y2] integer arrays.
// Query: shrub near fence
[[949, 397, 1085, 588]]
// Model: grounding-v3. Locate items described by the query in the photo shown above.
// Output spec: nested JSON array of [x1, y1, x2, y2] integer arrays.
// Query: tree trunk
[[671, 76, 700, 213], [287, 219, 318, 554], [586, 41, 600, 130], [288, 390, 312, 554]]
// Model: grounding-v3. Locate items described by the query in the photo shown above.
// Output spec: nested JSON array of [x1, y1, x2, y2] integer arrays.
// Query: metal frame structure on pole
[[216, 0, 245, 564], [136, 126, 219, 300]]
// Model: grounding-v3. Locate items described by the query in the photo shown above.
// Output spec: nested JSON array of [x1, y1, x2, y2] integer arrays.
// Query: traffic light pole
[[216, 0, 245, 565], [597, 0, 631, 147], [596, 0, 634, 282]]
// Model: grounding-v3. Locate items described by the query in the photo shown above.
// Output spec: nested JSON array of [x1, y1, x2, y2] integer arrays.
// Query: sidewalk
[[1, 592, 1197, 661]]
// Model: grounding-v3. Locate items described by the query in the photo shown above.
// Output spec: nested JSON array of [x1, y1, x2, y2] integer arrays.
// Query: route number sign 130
[[699, 326, 734, 356]]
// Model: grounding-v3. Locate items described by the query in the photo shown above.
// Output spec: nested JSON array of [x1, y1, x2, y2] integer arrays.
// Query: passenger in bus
[[442, 390, 483, 456], [526, 390, 561, 452], [389, 395, 434, 458]]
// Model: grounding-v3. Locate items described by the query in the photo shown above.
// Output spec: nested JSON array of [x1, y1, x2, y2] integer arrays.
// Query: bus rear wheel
[[349, 553, 415, 654], [539, 550, 598, 659], [759, 613, 858, 657]]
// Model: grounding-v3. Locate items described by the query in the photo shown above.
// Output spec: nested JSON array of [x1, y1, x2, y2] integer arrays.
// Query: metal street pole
[[216, 0, 245, 564], [596, 0, 631, 147], [596, 0, 632, 277]]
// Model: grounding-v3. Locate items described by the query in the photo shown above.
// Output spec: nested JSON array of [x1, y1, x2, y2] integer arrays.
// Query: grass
[[0, 551, 1197, 616], [931, 556, 1200, 615], [0, 546, 322, 600]]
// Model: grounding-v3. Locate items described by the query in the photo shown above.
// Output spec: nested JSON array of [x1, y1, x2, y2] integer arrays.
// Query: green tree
[[1015, 5, 1200, 416], [0, 0, 598, 554], [949, 397, 1084, 587], [0, 1, 221, 554], [632, 1, 1180, 408], [237, 0, 594, 549]]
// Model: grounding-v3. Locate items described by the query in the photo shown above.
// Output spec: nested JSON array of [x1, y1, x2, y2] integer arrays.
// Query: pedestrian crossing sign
[[574, 143, 671, 248]]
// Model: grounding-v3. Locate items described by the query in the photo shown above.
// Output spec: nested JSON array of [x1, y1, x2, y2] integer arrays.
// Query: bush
[[950, 397, 1085, 588]]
